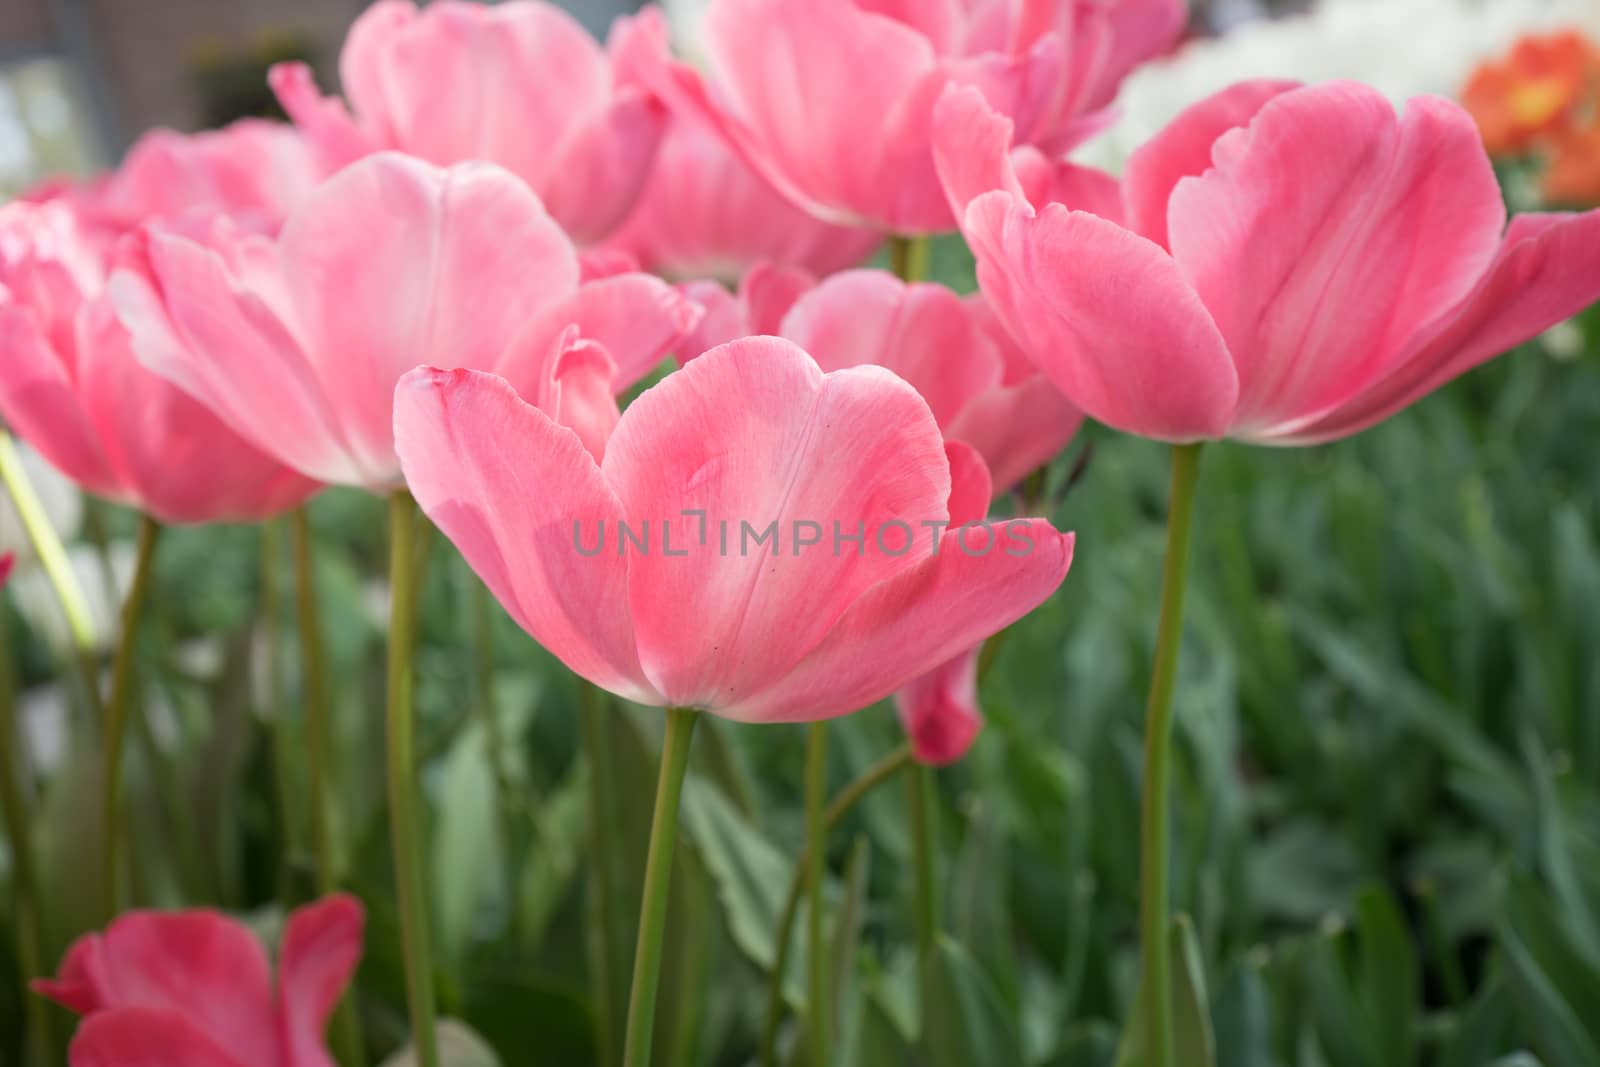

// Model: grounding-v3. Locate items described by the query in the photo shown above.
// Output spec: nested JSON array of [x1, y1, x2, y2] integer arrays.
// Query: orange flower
[[1462, 30, 1600, 156], [1544, 115, 1600, 206]]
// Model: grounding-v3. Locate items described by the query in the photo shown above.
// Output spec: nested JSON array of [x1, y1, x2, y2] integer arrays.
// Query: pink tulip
[[0, 551, 12, 586], [58, 119, 318, 241], [682, 265, 1082, 492], [269, 0, 668, 244], [935, 80, 1600, 443], [34, 894, 362, 1067], [0, 200, 318, 524], [112, 152, 698, 491], [596, 114, 882, 280], [394, 337, 1074, 722], [654, 0, 1184, 233]]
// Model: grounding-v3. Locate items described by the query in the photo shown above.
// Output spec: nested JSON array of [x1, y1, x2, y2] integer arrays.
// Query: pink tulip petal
[[336, 0, 414, 145], [541, 89, 668, 245], [394, 366, 658, 703], [268, 63, 376, 173], [1019, 152, 1126, 225], [1279, 209, 1600, 443], [69, 1009, 247, 1067], [276, 153, 578, 483], [1122, 79, 1299, 248], [895, 649, 982, 765], [675, 264, 818, 364], [933, 84, 1030, 219], [503, 272, 697, 391], [778, 270, 1004, 429], [111, 229, 363, 487], [1168, 84, 1507, 433], [722, 521, 1072, 723], [697, 0, 951, 231], [35, 910, 278, 1067], [278, 895, 363, 1067], [602, 337, 952, 708], [964, 193, 1238, 441], [944, 440, 993, 526], [946, 373, 1081, 493], [0, 306, 121, 501]]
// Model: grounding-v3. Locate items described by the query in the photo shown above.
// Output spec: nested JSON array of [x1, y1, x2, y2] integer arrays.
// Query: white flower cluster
[[1080, 0, 1600, 171]]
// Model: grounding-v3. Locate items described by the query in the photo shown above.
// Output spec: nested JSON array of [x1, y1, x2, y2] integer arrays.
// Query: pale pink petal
[[268, 63, 378, 173], [1168, 84, 1507, 433], [71, 297, 318, 524], [778, 270, 1004, 429], [933, 84, 1030, 219], [502, 272, 697, 391], [540, 89, 668, 245], [276, 153, 578, 484], [601, 337, 951, 708], [947, 374, 1082, 493], [598, 116, 881, 281], [1018, 152, 1125, 225], [277, 895, 363, 1067], [111, 229, 363, 487], [394, 366, 658, 704], [70, 1009, 247, 1067], [722, 521, 1072, 723], [677, 264, 817, 363], [336, 0, 415, 145], [1278, 209, 1600, 443], [35, 911, 278, 1067], [964, 193, 1238, 441], [0, 306, 122, 502], [675, 280, 747, 362], [696, 0, 951, 231], [895, 650, 982, 765], [1122, 79, 1299, 248]]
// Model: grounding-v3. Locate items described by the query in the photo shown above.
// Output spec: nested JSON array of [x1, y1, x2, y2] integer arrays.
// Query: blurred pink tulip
[[0, 200, 319, 524], [270, 0, 669, 244], [112, 153, 698, 491], [56, 119, 318, 240], [597, 115, 881, 280], [35, 894, 362, 1067], [394, 338, 1073, 722], [936, 80, 1600, 443], [682, 265, 1082, 492], [654, 0, 1184, 234], [0, 551, 12, 586]]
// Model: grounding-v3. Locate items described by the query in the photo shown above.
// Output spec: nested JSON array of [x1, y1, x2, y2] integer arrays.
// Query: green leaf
[[1114, 915, 1215, 1067], [1354, 885, 1418, 1066], [924, 936, 1025, 1067], [461, 977, 595, 1066]]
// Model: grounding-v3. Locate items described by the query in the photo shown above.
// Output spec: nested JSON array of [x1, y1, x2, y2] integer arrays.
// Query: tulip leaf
[[1113, 914, 1215, 1067], [924, 935, 1025, 1067], [379, 1019, 500, 1067]]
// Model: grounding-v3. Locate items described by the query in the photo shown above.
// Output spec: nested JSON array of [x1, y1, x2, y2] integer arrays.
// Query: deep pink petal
[[36, 910, 278, 1067], [69, 1009, 247, 1067], [601, 337, 952, 709], [277, 895, 363, 1067], [676, 264, 817, 363], [276, 153, 579, 485], [1168, 84, 1507, 433], [944, 440, 993, 526], [394, 366, 657, 703], [778, 270, 1003, 429], [895, 650, 982, 765], [1122, 79, 1300, 248], [1279, 209, 1600, 443], [722, 521, 1072, 723], [933, 84, 1030, 220], [964, 193, 1238, 441]]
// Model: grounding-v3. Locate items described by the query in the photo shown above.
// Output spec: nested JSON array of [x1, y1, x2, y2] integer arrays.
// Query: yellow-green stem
[[98, 514, 161, 919], [0, 434, 101, 713], [887, 234, 931, 283], [622, 706, 698, 1067], [804, 722, 829, 1067], [1135, 443, 1204, 1067], [387, 491, 437, 1067]]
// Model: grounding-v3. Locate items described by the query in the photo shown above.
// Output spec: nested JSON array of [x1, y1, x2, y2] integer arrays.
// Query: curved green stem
[[804, 722, 829, 1066], [759, 745, 911, 1067], [0, 433, 102, 715], [0, 606, 54, 1066], [623, 706, 699, 1067], [387, 491, 437, 1067], [1135, 443, 1204, 1067], [261, 519, 299, 902], [99, 514, 162, 919], [887, 234, 930, 284]]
